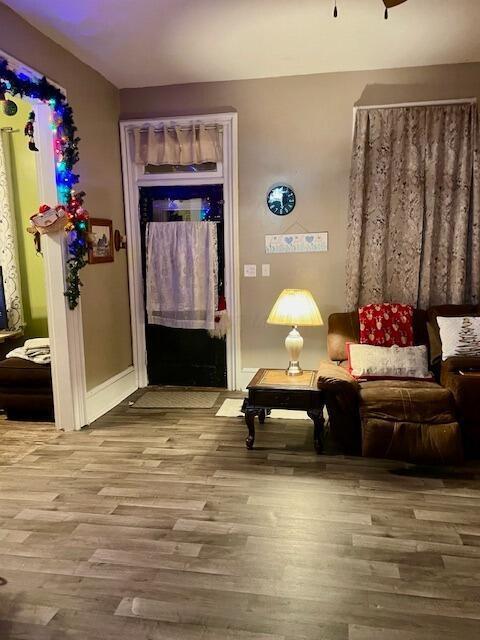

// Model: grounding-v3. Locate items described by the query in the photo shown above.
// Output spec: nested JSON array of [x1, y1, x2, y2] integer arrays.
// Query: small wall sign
[[265, 232, 328, 254]]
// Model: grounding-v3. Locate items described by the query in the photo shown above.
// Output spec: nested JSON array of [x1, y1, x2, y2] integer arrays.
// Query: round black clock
[[267, 185, 296, 216]]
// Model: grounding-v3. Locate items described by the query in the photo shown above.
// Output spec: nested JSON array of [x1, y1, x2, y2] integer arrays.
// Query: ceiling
[[3, 0, 480, 89]]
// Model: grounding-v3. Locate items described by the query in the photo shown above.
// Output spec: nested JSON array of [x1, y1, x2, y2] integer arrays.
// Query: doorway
[[119, 113, 241, 391], [0, 50, 87, 431], [140, 184, 227, 388]]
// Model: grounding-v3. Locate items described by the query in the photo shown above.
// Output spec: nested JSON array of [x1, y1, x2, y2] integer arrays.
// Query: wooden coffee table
[[242, 368, 325, 453]]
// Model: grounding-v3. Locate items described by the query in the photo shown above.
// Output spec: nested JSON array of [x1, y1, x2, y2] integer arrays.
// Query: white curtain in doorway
[[133, 123, 223, 166], [146, 221, 218, 330], [0, 131, 24, 331]]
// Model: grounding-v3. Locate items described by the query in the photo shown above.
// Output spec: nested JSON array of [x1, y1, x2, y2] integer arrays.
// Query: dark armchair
[[317, 308, 464, 464]]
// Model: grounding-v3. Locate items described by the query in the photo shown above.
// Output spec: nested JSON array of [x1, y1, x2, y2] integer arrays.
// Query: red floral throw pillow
[[359, 303, 414, 347]]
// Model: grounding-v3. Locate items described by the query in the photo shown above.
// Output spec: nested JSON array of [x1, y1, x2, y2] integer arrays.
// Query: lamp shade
[[384, 0, 407, 7], [267, 289, 323, 327]]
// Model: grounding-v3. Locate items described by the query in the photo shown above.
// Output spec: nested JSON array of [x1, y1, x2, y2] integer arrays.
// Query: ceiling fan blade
[[383, 0, 408, 8]]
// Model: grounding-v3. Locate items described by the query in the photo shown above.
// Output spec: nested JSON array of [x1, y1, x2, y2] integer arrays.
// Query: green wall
[[0, 95, 48, 338]]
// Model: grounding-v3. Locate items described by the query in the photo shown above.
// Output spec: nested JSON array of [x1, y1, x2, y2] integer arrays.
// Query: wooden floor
[[1, 390, 480, 639]]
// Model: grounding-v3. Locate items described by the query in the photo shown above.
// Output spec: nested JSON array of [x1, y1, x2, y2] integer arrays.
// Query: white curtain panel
[[0, 131, 24, 331], [146, 221, 218, 330], [133, 123, 222, 166]]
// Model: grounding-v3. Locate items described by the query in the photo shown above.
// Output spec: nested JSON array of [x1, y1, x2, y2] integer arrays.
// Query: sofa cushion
[[359, 380, 462, 464], [359, 380, 455, 423]]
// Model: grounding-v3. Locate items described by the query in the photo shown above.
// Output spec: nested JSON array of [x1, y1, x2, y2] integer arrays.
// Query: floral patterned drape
[[0, 131, 23, 331], [345, 103, 480, 310]]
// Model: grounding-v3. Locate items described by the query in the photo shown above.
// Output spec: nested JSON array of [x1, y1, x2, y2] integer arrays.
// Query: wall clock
[[267, 185, 296, 216]]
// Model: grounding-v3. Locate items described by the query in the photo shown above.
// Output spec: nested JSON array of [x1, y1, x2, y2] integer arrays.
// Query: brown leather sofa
[[316, 307, 474, 464]]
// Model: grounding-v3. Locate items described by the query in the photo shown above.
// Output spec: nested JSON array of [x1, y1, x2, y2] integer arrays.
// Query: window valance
[[133, 123, 223, 166]]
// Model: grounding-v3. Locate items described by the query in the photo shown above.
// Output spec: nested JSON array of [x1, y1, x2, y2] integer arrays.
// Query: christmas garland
[[0, 57, 88, 309]]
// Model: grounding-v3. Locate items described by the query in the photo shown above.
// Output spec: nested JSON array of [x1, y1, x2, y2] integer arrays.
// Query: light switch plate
[[244, 264, 257, 277], [262, 264, 270, 277]]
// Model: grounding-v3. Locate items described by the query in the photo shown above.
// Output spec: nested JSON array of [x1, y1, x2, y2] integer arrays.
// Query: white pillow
[[347, 343, 432, 379], [436, 316, 480, 360]]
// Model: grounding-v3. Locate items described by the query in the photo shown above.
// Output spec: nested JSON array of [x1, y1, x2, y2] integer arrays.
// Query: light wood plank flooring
[[0, 390, 480, 639]]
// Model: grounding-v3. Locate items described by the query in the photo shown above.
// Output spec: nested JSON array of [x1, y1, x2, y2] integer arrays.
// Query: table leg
[[258, 409, 267, 424], [308, 409, 324, 454], [245, 409, 256, 449]]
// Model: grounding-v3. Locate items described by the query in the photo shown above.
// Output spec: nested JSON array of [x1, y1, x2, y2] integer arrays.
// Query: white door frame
[[119, 113, 241, 390], [1, 49, 87, 430]]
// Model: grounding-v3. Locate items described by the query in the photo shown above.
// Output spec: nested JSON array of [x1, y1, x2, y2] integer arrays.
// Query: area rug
[[133, 391, 220, 409], [216, 398, 309, 420]]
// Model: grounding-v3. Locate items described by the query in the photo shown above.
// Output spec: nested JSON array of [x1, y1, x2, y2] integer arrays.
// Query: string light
[[0, 55, 89, 309]]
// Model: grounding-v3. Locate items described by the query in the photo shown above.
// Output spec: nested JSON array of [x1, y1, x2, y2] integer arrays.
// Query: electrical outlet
[[244, 264, 257, 277], [262, 264, 270, 277]]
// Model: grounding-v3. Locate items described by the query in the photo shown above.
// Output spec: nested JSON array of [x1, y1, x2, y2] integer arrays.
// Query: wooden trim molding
[[34, 101, 87, 431], [119, 112, 241, 390], [86, 366, 137, 424]]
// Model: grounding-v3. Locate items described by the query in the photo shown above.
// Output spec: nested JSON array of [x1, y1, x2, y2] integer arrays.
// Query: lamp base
[[285, 326, 304, 376], [286, 360, 303, 376]]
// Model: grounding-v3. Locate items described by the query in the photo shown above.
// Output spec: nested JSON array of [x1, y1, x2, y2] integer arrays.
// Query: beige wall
[[120, 62, 480, 372], [0, 3, 132, 389]]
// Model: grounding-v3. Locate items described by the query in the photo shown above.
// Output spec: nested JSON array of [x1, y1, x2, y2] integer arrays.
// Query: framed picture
[[88, 218, 114, 264]]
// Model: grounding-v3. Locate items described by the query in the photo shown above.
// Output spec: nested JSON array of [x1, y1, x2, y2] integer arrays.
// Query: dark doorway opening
[[139, 184, 227, 388]]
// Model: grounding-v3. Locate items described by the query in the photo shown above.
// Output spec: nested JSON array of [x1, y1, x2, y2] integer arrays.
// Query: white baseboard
[[86, 365, 137, 424], [238, 367, 259, 391]]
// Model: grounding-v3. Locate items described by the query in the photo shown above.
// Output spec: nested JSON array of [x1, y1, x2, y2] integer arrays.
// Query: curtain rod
[[354, 98, 477, 111], [0, 126, 19, 132], [132, 124, 223, 133]]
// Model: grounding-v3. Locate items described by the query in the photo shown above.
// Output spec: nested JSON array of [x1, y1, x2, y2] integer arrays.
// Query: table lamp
[[267, 289, 323, 376]]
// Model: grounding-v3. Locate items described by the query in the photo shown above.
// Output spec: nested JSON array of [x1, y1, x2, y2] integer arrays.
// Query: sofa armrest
[[316, 360, 361, 455], [440, 362, 479, 435], [440, 357, 480, 385], [316, 360, 359, 391]]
